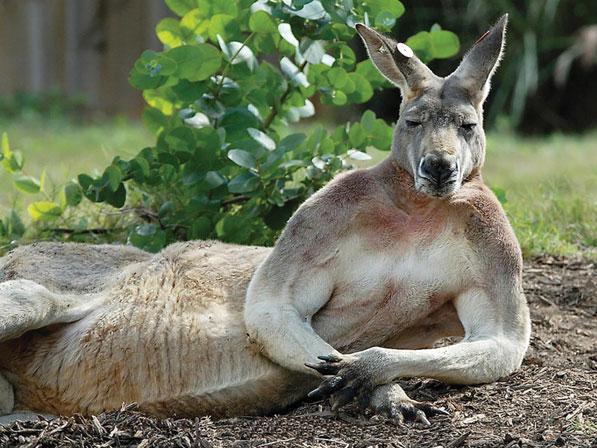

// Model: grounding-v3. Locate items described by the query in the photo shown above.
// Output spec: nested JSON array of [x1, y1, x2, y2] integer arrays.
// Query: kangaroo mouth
[[414, 158, 461, 198]]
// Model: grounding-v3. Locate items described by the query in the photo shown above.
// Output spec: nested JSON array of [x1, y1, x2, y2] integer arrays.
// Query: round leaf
[[165, 45, 222, 81], [13, 175, 40, 194], [228, 149, 257, 169]]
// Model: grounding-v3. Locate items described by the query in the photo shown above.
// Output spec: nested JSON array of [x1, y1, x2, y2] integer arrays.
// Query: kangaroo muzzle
[[416, 154, 460, 197]]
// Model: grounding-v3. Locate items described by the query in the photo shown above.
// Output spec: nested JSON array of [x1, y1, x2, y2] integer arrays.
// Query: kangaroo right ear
[[355, 23, 435, 94]]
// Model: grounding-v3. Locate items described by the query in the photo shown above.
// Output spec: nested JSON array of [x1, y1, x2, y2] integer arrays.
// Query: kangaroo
[[0, 15, 530, 425]]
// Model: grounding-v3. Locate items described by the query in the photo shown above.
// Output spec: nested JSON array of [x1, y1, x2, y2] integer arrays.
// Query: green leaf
[[355, 60, 388, 89], [331, 90, 347, 105], [102, 165, 123, 192], [375, 11, 397, 30], [197, 0, 238, 18], [1, 132, 8, 158], [1, 133, 24, 174], [128, 70, 167, 90], [189, 217, 212, 239], [327, 67, 348, 89], [13, 175, 40, 194], [105, 183, 127, 208], [228, 172, 260, 193], [129, 224, 166, 253], [156, 18, 184, 47], [28, 201, 62, 222], [348, 123, 366, 147], [204, 171, 227, 189], [228, 149, 257, 169], [248, 128, 276, 151], [215, 215, 253, 243], [249, 11, 277, 34], [61, 182, 83, 207], [363, 0, 405, 19], [165, 45, 222, 81], [346, 73, 373, 103], [208, 14, 238, 42], [429, 30, 460, 59], [165, 0, 196, 16], [278, 133, 306, 153]]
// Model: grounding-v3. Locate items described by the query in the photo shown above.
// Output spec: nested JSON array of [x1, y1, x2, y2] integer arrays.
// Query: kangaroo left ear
[[449, 14, 508, 105]]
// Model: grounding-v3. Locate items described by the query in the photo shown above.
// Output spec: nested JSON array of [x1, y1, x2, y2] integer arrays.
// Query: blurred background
[[0, 0, 595, 257]]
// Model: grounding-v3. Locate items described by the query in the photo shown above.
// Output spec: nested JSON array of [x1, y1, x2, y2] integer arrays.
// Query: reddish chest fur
[[358, 200, 449, 249]]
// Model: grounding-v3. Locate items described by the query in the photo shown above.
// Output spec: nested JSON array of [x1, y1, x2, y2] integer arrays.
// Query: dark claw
[[305, 361, 340, 375], [330, 387, 357, 410], [419, 403, 450, 416], [307, 375, 346, 399], [398, 403, 418, 421], [317, 354, 342, 362]]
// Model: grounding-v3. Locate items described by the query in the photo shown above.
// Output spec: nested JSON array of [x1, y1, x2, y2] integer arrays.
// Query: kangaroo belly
[[1, 241, 310, 417]]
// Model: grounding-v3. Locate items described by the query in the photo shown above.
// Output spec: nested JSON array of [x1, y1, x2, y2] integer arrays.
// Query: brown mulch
[[1, 257, 595, 448]]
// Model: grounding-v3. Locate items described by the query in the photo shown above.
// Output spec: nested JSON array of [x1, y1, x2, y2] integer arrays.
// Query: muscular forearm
[[378, 336, 525, 385], [245, 303, 340, 374]]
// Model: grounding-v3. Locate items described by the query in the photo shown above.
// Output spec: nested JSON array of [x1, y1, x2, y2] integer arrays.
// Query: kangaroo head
[[356, 15, 507, 198]]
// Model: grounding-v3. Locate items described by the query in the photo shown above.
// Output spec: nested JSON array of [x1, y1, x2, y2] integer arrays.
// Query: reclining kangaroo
[[0, 15, 530, 424]]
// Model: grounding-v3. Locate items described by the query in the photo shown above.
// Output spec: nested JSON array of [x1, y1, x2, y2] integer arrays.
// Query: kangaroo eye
[[406, 120, 422, 128], [461, 123, 477, 131]]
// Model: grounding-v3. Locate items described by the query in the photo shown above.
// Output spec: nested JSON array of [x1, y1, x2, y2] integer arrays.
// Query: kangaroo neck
[[373, 157, 443, 214]]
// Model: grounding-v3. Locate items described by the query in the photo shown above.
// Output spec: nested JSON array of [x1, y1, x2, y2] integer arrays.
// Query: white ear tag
[[396, 43, 413, 58]]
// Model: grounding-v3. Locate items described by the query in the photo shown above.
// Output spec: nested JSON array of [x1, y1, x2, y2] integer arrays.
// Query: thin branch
[[222, 195, 249, 206], [48, 228, 124, 235], [263, 60, 308, 130], [213, 32, 256, 98]]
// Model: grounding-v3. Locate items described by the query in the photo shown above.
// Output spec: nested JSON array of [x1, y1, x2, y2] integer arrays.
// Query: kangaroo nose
[[419, 155, 458, 184]]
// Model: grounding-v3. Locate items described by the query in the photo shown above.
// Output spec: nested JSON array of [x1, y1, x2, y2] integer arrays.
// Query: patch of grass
[[0, 117, 152, 206], [484, 132, 596, 259]]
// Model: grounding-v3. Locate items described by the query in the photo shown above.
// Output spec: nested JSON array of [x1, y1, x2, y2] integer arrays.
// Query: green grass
[[0, 117, 152, 205], [484, 132, 596, 259], [0, 117, 594, 259]]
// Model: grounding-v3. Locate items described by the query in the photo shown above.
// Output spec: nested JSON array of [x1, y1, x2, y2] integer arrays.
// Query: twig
[[263, 60, 308, 130], [446, 431, 471, 448], [49, 228, 123, 235], [222, 195, 250, 206], [256, 438, 296, 447]]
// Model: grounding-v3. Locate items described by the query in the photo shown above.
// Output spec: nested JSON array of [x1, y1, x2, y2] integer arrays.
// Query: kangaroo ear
[[355, 23, 435, 94], [449, 14, 508, 105]]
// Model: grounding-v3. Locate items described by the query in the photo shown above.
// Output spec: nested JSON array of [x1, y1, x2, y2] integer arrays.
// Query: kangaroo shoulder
[[452, 180, 522, 276], [268, 169, 376, 268]]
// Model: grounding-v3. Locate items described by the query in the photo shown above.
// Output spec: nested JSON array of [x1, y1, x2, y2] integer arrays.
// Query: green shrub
[[1, 0, 460, 251]]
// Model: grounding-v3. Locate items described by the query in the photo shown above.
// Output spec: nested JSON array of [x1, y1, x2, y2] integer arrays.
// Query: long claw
[[415, 409, 431, 426], [305, 362, 340, 375], [331, 387, 357, 411], [317, 354, 342, 362], [419, 403, 450, 416], [398, 403, 417, 421], [307, 375, 346, 399]]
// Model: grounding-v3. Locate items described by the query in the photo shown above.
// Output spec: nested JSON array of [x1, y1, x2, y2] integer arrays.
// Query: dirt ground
[[0, 257, 595, 448]]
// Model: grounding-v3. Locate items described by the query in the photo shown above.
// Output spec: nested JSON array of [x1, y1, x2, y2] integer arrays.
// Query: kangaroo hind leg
[[0, 279, 103, 343]]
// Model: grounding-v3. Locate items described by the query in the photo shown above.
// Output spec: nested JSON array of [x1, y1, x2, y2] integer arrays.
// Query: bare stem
[[263, 61, 308, 130]]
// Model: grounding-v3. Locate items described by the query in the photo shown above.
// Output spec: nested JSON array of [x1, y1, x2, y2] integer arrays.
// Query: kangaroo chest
[[312, 223, 473, 352]]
